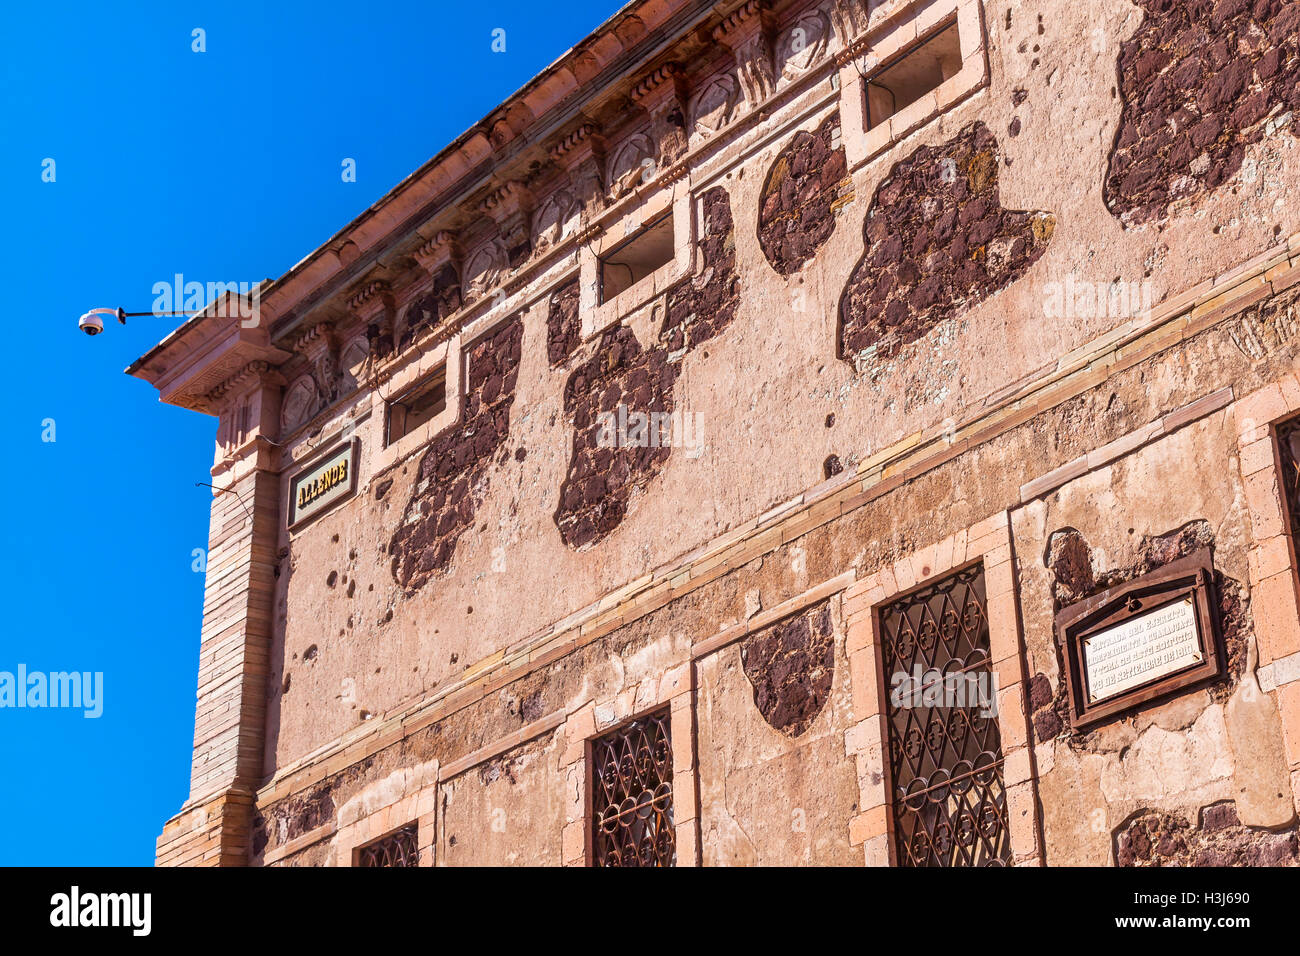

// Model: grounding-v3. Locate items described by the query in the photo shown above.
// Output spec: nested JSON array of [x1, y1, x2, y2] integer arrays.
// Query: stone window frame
[[836, 0, 988, 171], [1232, 378, 1300, 813], [840, 510, 1042, 866], [578, 184, 695, 341], [557, 659, 698, 866], [353, 822, 421, 867], [331, 762, 439, 867], [367, 331, 462, 474]]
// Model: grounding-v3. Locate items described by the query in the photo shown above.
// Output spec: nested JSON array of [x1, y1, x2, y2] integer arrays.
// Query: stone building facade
[[131, 0, 1300, 866]]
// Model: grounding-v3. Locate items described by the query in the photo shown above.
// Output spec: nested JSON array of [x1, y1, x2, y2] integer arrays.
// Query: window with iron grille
[[356, 823, 420, 867], [879, 563, 1011, 866], [590, 709, 675, 866], [1274, 415, 1300, 566]]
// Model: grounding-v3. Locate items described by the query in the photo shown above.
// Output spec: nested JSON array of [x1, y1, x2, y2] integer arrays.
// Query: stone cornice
[[204, 359, 284, 406], [549, 122, 604, 164], [413, 231, 459, 274], [630, 62, 685, 111], [346, 278, 394, 322], [479, 181, 534, 221], [711, 0, 769, 44]]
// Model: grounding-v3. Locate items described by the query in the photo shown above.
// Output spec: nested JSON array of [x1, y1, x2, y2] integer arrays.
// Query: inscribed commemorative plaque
[[1056, 548, 1222, 729], [1081, 596, 1202, 703]]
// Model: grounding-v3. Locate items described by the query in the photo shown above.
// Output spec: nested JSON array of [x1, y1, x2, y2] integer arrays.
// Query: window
[[385, 365, 446, 447], [879, 563, 1010, 866], [590, 709, 675, 866], [866, 20, 961, 130], [598, 211, 674, 303], [1275, 414, 1300, 562], [356, 824, 419, 867]]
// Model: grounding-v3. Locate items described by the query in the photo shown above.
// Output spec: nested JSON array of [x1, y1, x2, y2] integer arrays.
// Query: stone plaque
[[1056, 548, 1222, 729], [1081, 596, 1202, 704], [287, 439, 359, 529]]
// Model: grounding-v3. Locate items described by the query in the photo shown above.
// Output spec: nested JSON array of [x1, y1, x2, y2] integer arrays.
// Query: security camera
[[78, 307, 124, 337]]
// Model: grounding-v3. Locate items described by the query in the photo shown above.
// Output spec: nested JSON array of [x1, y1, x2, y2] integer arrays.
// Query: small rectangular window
[[590, 709, 675, 866], [356, 823, 419, 867], [866, 20, 962, 130], [386, 366, 446, 447], [599, 211, 674, 304]]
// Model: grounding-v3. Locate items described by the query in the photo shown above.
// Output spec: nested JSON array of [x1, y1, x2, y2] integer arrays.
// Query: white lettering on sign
[[1082, 596, 1202, 703]]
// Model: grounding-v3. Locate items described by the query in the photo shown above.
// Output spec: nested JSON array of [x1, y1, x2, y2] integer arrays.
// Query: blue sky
[[0, 0, 619, 865]]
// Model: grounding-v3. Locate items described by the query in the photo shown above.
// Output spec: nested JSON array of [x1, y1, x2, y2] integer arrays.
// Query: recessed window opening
[[866, 19, 961, 130], [599, 211, 674, 304], [356, 824, 419, 867], [386, 365, 446, 447]]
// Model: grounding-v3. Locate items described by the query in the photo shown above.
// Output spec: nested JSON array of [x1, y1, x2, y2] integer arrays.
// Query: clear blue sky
[[0, 0, 619, 865]]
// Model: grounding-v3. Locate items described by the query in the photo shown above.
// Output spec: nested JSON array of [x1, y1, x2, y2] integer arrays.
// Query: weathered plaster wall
[[696, 598, 861, 865], [439, 732, 566, 866]]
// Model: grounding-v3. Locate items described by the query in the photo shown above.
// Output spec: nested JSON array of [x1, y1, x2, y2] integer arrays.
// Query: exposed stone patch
[[740, 601, 835, 737], [388, 317, 523, 592], [1115, 802, 1299, 866], [255, 781, 340, 856], [1229, 280, 1300, 363], [757, 113, 852, 275], [1028, 671, 1062, 742], [399, 263, 462, 353], [546, 277, 582, 366], [838, 122, 1055, 364], [1105, 0, 1300, 227], [660, 185, 742, 352], [555, 187, 742, 549], [554, 325, 679, 549], [1042, 520, 1248, 743]]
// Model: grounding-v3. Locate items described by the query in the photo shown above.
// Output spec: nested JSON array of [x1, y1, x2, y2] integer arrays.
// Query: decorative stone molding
[[606, 130, 659, 200], [293, 322, 342, 405], [463, 237, 509, 301], [550, 123, 606, 214], [531, 188, 578, 254], [827, 0, 866, 51], [348, 278, 396, 360], [481, 181, 535, 267], [550, 122, 601, 164], [777, 6, 833, 82], [690, 74, 740, 139], [346, 278, 394, 323], [280, 374, 322, 433], [204, 359, 280, 407], [413, 230, 459, 275], [712, 0, 775, 111], [629, 62, 689, 172]]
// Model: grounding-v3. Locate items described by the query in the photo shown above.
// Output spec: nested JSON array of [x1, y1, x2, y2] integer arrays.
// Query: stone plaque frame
[[1055, 548, 1223, 730], [287, 437, 360, 531]]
